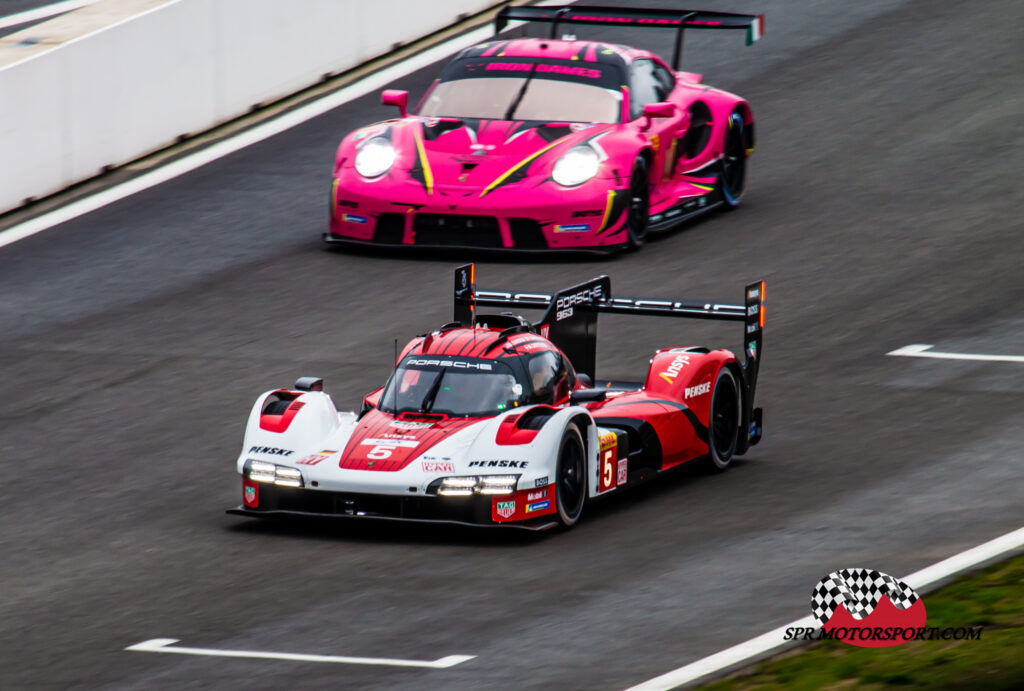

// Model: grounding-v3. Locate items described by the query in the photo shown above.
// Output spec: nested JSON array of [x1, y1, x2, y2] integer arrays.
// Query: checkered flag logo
[[811, 568, 920, 625]]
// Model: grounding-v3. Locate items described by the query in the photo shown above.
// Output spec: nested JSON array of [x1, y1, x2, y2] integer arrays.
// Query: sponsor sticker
[[527, 490, 547, 501], [657, 354, 690, 384], [684, 382, 711, 399], [468, 460, 528, 468], [496, 500, 516, 518], [390, 420, 433, 429], [526, 500, 551, 513], [617, 458, 628, 485], [296, 451, 334, 466], [553, 223, 590, 233], [422, 461, 455, 473], [249, 446, 294, 456], [243, 482, 258, 508], [599, 432, 618, 492], [405, 359, 492, 370], [534, 476, 549, 488], [341, 213, 367, 224], [360, 438, 419, 448]]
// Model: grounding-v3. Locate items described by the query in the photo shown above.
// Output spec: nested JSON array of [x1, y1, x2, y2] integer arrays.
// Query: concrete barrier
[[0, 0, 500, 214]]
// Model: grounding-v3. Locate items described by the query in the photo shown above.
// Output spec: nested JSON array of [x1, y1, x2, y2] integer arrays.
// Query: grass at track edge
[[701, 553, 1024, 690]]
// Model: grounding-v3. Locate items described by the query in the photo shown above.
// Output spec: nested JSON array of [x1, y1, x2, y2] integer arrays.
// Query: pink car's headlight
[[355, 137, 396, 178], [552, 145, 601, 187]]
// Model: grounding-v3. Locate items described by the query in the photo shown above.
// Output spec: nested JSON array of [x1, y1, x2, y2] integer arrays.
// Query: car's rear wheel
[[705, 367, 740, 471], [626, 157, 650, 249], [555, 422, 587, 527], [720, 111, 746, 209]]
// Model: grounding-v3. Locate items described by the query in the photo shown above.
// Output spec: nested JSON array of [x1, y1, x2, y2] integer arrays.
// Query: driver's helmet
[[527, 351, 561, 402]]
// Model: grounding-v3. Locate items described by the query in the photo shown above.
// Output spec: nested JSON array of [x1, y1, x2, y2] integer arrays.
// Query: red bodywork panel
[[371, 326, 736, 473], [339, 409, 480, 472], [259, 396, 305, 433]]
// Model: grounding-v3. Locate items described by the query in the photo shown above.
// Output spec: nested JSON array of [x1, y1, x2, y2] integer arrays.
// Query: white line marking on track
[[0, 20, 502, 251], [887, 344, 1024, 363], [0, 0, 94, 30], [125, 638, 475, 669], [624, 525, 1024, 691]]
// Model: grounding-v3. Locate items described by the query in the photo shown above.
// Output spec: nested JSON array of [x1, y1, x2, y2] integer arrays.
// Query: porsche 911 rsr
[[324, 5, 764, 253]]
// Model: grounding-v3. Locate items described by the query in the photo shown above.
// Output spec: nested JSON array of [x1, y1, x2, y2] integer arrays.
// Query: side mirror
[[570, 388, 607, 405], [642, 102, 675, 129], [643, 102, 675, 119], [359, 388, 382, 419], [381, 89, 409, 118], [294, 377, 324, 392]]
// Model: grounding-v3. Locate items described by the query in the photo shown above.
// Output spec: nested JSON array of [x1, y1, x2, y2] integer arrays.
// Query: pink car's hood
[[416, 118, 615, 187], [341, 117, 619, 191]]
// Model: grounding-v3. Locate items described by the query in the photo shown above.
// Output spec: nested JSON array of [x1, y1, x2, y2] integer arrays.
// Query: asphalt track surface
[[2, 0, 1022, 688]]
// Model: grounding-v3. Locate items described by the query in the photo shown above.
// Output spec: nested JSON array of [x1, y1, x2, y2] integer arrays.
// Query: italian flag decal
[[747, 15, 765, 45]]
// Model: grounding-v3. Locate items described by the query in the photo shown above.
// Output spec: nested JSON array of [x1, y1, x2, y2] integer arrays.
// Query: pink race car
[[325, 5, 764, 253]]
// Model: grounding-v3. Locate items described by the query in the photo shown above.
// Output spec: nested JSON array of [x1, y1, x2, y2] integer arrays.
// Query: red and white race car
[[229, 265, 765, 530], [325, 5, 763, 253]]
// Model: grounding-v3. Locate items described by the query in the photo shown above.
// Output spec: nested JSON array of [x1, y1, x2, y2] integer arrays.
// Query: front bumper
[[228, 483, 559, 531], [326, 174, 631, 252]]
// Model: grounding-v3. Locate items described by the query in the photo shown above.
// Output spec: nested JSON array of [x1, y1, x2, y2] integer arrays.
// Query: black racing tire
[[720, 111, 747, 210], [626, 157, 651, 249], [705, 367, 740, 471], [554, 422, 587, 527]]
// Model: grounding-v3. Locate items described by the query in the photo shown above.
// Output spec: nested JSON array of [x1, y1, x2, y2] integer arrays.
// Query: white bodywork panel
[[237, 390, 618, 499]]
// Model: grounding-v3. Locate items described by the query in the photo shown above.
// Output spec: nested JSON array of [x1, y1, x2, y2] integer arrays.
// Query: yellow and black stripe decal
[[596, 189, 629, 235], [480, 139, 565, 198], [597, 190, 616, 232], [330, 178, 340, 221], [410, 127, 434, 195]]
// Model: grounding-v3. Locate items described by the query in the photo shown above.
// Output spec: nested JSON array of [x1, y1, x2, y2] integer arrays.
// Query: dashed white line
[[623, 525, 1024, 691], [887, 344, 1024, 363], [125, 638, 475, 669]]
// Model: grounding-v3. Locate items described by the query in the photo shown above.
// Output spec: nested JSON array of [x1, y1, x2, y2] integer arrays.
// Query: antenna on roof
[[550, 7, 570, 39]]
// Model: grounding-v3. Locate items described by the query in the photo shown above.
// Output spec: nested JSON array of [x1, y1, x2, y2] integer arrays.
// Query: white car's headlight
[[437, 475, 519, 496], [354, 137, 396, 178], [246, 459, 304, 488], [552, 145, 601, 187]]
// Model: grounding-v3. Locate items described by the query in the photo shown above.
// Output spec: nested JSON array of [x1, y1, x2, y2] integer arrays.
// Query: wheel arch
[[567, 412, 597, 495], [731, 101, 755, 153], [722, 359, 745, 446]]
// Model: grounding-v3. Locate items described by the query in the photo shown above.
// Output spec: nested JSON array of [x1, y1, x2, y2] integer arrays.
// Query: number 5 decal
[[598, 432, 618, 492]]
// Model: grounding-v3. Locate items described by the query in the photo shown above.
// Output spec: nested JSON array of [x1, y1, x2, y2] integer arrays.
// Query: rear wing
[[453, 264, 764, 443], [495, 5, 764, 70]]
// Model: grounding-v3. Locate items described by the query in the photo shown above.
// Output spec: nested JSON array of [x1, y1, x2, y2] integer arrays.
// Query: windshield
[[419, 57, 622, 123], [379, 356, 528, 417]]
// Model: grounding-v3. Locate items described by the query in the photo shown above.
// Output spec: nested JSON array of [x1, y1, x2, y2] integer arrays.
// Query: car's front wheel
[[720, 111, 746, 209], [555, 422, 587, 527], [626, 157, 650, 249]]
